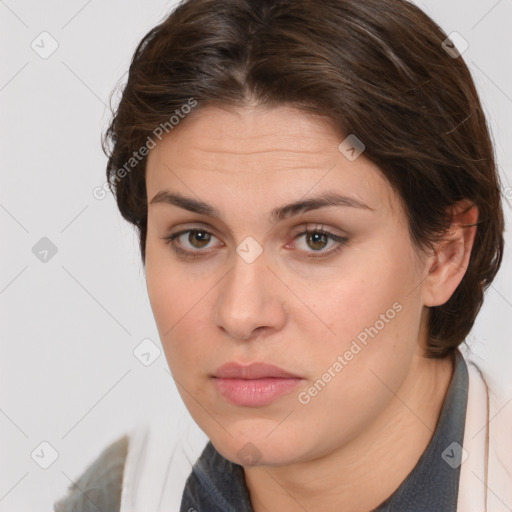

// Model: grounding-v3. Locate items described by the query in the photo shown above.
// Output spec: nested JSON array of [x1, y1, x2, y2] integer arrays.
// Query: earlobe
[[422, 200, 479, 307]]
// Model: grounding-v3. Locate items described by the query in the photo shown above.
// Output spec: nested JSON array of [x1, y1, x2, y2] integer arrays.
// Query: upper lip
[[213, 362, 301, 379]]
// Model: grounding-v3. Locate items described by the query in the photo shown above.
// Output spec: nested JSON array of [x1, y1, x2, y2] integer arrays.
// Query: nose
[[212, 250, 287, 341]]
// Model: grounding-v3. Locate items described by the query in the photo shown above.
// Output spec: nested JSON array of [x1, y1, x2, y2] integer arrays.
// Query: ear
[[421, 200, 479, 307]]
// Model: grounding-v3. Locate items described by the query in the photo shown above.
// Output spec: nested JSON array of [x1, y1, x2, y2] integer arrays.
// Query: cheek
[[293, 276, 420, 452], [317, 236, 419, 346], [303, 236, 422, 407], [145, 240, 223, 383]]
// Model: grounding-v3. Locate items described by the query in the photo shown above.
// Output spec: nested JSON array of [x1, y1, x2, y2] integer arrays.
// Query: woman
[[54, 0, 511, 510]]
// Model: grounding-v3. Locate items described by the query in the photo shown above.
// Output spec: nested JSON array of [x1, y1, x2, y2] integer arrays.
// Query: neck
[[244, 352, 455, 512]]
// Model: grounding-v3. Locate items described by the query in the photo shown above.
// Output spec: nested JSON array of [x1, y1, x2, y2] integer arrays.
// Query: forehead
[[148, 104, 344, 165], [145, 104, 402, 218]]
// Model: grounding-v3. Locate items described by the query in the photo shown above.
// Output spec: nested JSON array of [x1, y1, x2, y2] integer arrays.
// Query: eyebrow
[[149, 190, 374, 222]]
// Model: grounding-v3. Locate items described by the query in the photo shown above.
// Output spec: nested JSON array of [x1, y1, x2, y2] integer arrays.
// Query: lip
[[212, 362, 302, 407], [214, 362, 301, 379]]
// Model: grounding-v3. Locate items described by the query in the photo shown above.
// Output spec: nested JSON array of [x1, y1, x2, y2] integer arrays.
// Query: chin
[[209, 427, 307, 468]]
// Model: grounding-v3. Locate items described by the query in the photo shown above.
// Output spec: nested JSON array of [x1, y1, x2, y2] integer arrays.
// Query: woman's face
[[145, 104, 430, 466]]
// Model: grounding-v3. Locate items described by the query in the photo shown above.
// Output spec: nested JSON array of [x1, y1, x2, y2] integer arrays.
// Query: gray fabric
[[180, 442, 254, 512], [53, 434, 128, 512]]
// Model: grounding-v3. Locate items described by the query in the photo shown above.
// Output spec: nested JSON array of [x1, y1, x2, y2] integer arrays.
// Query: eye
[[291, 226, 348, 258], [161, 229, 221, 257]]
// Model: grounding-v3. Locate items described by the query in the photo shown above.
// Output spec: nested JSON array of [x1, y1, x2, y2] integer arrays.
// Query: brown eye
[[291, 228, 348, 259], [305, 232, 329, 251], [162, 228, 221, 258], [188, 230, 211, 249]]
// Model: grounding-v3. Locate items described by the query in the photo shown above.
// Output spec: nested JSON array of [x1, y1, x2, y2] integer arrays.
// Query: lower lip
[[214, 377, 302, 407]]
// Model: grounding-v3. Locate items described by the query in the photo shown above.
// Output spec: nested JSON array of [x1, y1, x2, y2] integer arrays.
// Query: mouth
[[212, 362, 303, 407]]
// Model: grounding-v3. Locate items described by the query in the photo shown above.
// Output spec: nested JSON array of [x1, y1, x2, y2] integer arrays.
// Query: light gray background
[[1, 0, 511, 510]]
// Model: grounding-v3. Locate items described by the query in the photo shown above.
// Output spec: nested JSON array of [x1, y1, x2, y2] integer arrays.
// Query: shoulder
[[54, 434, 129, 512]]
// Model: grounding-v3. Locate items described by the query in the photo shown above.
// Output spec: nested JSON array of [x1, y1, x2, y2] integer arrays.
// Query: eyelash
[[161, 226, 348, 260]]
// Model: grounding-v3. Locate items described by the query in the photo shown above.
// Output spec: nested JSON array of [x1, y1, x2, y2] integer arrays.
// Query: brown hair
[[103, 0, 504, 357]]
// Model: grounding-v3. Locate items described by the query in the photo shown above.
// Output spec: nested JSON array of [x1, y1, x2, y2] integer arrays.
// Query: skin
[[144, 104, 478, 512]]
